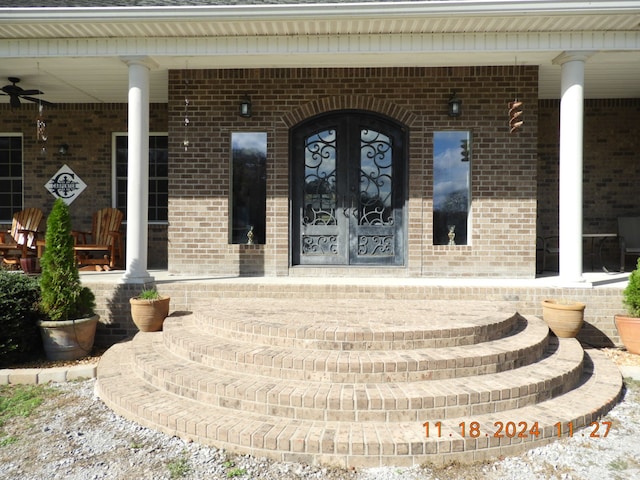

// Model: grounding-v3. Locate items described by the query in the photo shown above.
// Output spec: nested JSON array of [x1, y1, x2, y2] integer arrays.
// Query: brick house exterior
[[2, 69, 639, 278], [1, 1, 639, 282], [166, 66, 539, 277]]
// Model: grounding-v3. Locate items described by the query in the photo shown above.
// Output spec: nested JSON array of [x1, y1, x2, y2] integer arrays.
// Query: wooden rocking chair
[[0, 207, 44, 269], [72, 207, 124, 271]]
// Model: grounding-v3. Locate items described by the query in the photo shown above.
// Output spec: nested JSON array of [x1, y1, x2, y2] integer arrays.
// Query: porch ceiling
[[1, 1, 639, 104]]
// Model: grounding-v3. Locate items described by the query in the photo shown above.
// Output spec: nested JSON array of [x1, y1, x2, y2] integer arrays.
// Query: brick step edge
[[160, 314, 550, 382], [190, 304, 518, 350], [96, 344, 622, 469], [131, 332, 584, 422]]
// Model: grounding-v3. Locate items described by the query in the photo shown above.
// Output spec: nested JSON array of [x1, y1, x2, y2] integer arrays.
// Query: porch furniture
[[583, 233, 617, 272], [536, 231, 559, 272], [72, 207, 124, 271], [0, 207, 44, 269], [618, 216, 640, 272]]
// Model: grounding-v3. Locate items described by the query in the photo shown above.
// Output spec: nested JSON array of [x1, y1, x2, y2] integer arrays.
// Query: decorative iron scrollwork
[[359, 129, 393, 226], [302, 235, 338, 255], [303, 129, 337, 226], [358, 235, 394, 256]]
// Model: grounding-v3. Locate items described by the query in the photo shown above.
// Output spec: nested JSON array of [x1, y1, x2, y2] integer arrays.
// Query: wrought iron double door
[[291, 112, 406, 266]]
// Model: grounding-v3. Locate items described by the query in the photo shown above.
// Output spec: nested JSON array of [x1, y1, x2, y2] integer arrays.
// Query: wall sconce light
[[448, 92, 462, 117], [58, 144, 69, 155], [239, 95, 252, 118]]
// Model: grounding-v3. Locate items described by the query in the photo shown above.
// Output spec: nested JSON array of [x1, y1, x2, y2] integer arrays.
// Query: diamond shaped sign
[[44, 164, 87, 205]]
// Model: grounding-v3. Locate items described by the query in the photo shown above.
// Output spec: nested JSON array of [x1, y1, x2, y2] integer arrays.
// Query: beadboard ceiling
[[1, 3, 639, 104]]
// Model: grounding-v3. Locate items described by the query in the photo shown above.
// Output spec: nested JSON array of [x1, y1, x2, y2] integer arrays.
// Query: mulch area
[[6, 347, 108, 370], [601, 347, 640, 367]]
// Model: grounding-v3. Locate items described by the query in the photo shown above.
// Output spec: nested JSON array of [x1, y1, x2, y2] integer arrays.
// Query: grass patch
[[227, 467, 247, 478], [167, 453, 191, 479], [609, 458, 629, 471], [0, 384, 55, 447], [624, 378, 640, 391]]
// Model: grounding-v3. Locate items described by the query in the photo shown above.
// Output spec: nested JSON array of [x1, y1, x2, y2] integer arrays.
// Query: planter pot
[[130, 296, 170, 332], [541, 299, 585, 338], [19, 257, 40, 274], [38, 314, 99, 361], [614, 314, 640, 355]]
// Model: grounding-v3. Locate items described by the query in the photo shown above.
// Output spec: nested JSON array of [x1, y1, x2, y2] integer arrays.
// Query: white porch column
[[553, 51, 593, 285], [120, 56, 157, 284]]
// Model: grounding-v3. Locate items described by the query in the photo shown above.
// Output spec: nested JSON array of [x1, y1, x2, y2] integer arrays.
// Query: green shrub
[[0, 271, 42, 367], [623, 258, 640, 317], [137, 288, 161, 300], [39, 199, 95, 321]]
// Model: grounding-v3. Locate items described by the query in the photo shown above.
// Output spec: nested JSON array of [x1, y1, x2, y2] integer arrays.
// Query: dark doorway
[[291, 111, 407, 266]]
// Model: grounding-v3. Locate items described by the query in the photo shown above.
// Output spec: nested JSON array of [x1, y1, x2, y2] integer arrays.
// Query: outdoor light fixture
[[448, 92, 462, 117], [58, 143, 69, 155], [239, 95, 252, 118]]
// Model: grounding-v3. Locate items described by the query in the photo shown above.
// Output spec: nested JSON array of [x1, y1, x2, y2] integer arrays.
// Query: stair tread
[[161, 313, 550, 381], [131, 331, 585, 420], [191, 298, 518, 349], [97, 343, 622, 467]]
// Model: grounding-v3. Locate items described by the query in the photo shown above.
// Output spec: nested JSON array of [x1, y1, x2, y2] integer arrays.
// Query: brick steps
[[190, 299, 517, 350], [133, 330, 584, 422], [95, 298, 623, 468], [97, 343, 621, 468], [161, 311, 550, 383]]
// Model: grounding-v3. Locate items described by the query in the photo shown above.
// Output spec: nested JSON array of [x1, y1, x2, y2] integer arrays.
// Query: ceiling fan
[[1, 77, 54, 108]]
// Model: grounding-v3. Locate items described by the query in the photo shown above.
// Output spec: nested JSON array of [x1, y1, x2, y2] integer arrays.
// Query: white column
[[552, 51, 593, 286], [120, 56, 156, 284]]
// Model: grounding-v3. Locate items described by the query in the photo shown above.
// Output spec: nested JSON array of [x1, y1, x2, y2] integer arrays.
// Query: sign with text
[[44, 164, 87, 205]]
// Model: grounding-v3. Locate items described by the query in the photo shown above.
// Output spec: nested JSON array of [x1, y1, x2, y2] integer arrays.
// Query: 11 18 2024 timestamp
[[423, 420, 612, 439]]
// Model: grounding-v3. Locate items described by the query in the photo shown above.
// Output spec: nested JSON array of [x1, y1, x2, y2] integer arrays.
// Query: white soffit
[[0, 1, 639, 102]]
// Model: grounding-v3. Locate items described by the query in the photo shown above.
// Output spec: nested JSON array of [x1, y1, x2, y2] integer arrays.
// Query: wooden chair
[[0, 208, 44, 269], [618, 216, 640, 272], [72, 207, 124, 271], [537, 217, 559, 273]]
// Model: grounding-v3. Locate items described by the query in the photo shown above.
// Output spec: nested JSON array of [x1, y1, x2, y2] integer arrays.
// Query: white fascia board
[[1, 31, 639, 59], [1, 1, 640, 23]]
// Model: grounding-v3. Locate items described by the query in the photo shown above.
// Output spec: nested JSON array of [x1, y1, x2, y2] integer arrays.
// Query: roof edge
[[1, 1, 640, 23]]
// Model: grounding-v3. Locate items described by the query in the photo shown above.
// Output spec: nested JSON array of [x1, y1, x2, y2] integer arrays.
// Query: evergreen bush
[[0, 271, 42, 367], [623, 258, 640, 317], [39, 198, 95, 321]]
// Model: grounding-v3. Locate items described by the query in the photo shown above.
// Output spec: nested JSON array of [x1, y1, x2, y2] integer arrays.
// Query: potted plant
[[37, 198, 99, 360], [130, 287, 170, 332], [541, 298, 585, 338], [615, 258, 640, 354]]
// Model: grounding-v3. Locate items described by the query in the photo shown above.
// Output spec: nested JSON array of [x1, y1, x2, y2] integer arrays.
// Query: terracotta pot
[[130, 296, 170, 332], [541, 299, 585, 338], [614, 314, 640, 355], [38, 314, 99, 361]]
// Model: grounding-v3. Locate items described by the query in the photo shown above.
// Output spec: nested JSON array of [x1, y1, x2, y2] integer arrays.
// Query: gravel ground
[[0, 353, 639, 480]]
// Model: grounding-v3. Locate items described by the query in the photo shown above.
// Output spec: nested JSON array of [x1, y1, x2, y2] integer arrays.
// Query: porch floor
[[80, 269, 629, 289]]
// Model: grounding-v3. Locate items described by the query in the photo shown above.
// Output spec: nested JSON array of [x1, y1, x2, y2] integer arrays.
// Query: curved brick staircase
[[96, 298, 623, 468]]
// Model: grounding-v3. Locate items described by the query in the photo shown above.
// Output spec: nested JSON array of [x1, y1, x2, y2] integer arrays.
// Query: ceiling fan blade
[[22, 96, 55, 106], [19, 89, 43, 96]]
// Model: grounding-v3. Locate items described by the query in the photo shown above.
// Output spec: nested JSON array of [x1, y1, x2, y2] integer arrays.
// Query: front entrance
[[291, 111, 407, 266]]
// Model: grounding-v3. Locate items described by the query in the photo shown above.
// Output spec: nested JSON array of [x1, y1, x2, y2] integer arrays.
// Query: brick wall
[[538, 98, 640, 271], [167, 66, 539, 277], [4, 71, 636, 279], [86, 277, 624, 348], [0, 103, 168, 266]]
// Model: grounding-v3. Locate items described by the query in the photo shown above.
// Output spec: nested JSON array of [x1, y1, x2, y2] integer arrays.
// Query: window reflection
[[433, 131, 471, 245], [231, 132, 267, 244]]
